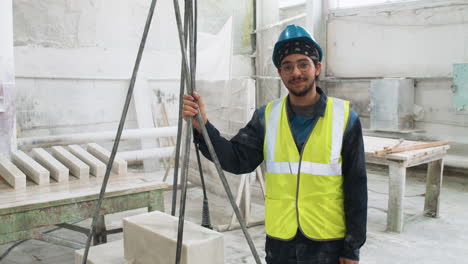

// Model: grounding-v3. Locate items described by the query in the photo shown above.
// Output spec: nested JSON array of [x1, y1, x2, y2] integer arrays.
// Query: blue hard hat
[[272, 24, 323, 68]]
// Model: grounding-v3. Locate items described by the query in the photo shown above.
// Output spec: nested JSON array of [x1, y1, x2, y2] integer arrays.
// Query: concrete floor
[[1, 164, 467, 263]]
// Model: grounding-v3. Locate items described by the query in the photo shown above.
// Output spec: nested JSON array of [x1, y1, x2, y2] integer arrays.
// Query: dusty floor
[[0, 164, 467, 264]]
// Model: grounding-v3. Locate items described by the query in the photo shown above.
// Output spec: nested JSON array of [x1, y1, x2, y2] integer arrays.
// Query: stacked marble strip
[[0, 143, 127, 190]]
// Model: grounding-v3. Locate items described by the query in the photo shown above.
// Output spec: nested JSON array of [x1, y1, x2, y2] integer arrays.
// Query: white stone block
[[32, 148, 69, 182], [51, 146, 89, 179], [68, 145, 105, 177], [75, 240, 127, 264], [0, 155, 26, 189], [87, 143, 127, 175], [11, 151, 50, 185], [124, 211, 224, 264]]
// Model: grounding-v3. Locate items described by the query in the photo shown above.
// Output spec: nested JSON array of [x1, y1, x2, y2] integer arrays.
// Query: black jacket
[[194, 87, 367, 260]]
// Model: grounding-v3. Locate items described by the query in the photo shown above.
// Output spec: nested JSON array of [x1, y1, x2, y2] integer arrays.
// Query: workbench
[[0, 172, 166, 246], [364, 136, 450, 233]]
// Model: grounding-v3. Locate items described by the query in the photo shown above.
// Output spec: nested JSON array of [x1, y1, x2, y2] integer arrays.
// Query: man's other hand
[[339, 257, 359, 264]]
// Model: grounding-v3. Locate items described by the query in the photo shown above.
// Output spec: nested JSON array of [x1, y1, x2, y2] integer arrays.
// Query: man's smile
[[289, 78, 307, 85]]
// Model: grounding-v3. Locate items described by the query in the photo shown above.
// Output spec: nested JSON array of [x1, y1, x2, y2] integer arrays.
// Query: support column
[[0, 0, 17, 157], [255, 0, 280, 106], [387, 161, 406, 233], [133, 77, 160, 172], [424, 159, 444, 217], [306, 0, 329, 78], [93, 215, 107, 245]]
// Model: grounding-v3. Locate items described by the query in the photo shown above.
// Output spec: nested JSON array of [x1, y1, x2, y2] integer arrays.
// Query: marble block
[[0, 155, 26, 189], [87, 143, 127, 175], [75, 240, 127, 264], [32, 148, 69, 182], [51, 146, 89, 179], [11, 151, 50, 185], [68, 145, 106, 177], [124, 211, 224, 264]]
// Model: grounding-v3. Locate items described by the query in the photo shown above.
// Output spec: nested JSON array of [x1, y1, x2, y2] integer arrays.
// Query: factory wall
[[11, 0, 259, 199], [187, 0, 468, 200], [12, 0, 466, 200], [254, 0, 468, 169], [326, 0, 468, 168], [12, 0, 254, 152], [0, 0, 17, 156]]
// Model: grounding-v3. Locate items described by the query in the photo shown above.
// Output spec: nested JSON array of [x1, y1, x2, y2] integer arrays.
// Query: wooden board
[[0, 172, 167, 245], [0, 172, 167, 214], [364, 136, 450, 165]]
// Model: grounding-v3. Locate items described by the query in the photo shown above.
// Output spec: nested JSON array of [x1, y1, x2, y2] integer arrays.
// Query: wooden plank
[[374, 140, 449, 156], [0, 189, 164, 245], [405, 152, 447, 168], [364, 154, 390, 166], [424, 159, 444, 217], [364, 136, 450, 162], [244, 172, 252, 225], [229, 174, 247, 228], [160, 103, 176, 146], [151, 103, 171, 171], [133, 80, 160, 172], [256, 167, 265, 198], [387, 161, 406, 233], [364, 136, 404, 153], [0, 172, 166, 214]]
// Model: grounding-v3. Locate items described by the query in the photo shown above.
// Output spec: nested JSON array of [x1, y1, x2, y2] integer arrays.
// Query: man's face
[[277, 53, 321, 97]]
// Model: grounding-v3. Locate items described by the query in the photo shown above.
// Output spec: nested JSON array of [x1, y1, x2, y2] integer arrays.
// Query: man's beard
[[287, 77, 316, 97]]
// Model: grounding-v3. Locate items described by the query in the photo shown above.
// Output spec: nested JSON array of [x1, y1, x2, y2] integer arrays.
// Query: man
[[183, 24, 367, 264]]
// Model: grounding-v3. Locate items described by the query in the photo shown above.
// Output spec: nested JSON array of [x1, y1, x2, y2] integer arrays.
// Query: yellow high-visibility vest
[[263, 96, 350, 240]]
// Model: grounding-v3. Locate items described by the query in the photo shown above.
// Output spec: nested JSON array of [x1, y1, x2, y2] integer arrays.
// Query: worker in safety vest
[[183, 24, 367, 264]]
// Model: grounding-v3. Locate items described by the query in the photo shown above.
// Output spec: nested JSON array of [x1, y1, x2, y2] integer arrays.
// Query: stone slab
[[68, 145, 105, 177], [87, 143, 127, 175], [32, 148, 69, 182], [51, 146, 89, 179], [75, 240, 127, 264], [11, 151, 50, 185], [124, 211, 224, 264], [0, 155, 26, 189]]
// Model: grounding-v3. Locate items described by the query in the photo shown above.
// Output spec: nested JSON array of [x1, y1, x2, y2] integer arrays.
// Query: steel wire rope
[[171, 0, 192, 217], [171, 0, 261, 263], [81, 0, 158, 263]]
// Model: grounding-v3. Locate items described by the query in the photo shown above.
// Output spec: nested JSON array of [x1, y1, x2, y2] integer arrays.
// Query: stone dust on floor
[[1, 165, 468, 263]]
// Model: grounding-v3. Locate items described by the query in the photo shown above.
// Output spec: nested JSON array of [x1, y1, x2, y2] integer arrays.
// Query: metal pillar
[[306, 0, 330, 78], [0, 0, 17, 157]]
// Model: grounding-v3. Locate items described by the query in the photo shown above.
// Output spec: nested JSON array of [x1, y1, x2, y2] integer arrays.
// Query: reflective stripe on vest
[[263, 96, 349, 240], [265, 160, 342, 176]]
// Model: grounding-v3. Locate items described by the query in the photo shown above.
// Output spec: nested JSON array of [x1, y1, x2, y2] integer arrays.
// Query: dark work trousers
[[265, 230, 344, 264]]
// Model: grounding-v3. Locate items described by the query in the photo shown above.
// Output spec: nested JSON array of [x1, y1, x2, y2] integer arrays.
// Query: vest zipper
[[295, 130, 313, 235], [285, 100, 321, 235]]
